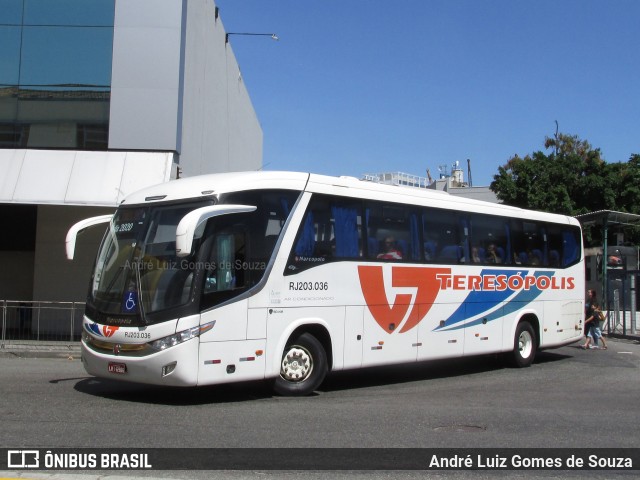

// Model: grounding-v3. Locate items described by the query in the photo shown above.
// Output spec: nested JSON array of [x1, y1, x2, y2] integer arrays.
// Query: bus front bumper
[[81, 338, 200, 387]]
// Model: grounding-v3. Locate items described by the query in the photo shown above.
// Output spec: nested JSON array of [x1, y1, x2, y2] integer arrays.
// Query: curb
[[0, 342, 81, 359], [607, 333, 640, 344]]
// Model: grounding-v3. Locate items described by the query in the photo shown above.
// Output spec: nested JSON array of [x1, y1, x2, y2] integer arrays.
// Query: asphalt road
[[1, 338, 639, 479]]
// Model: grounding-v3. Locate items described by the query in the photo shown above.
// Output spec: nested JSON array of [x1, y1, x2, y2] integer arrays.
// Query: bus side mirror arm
[[175, 205, 256, 257], [66, 214, 113, 260]]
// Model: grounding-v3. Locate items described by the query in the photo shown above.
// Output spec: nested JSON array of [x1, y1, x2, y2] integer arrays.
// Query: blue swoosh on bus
[[435, 270, 555, 331]]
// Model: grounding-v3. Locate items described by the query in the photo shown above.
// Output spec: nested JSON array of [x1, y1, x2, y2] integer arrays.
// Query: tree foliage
[[490, 133, 640, 245]]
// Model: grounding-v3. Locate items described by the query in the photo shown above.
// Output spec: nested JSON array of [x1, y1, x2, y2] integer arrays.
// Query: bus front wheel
[[272, 332, 328, 396], [510, 321, 537, 368]]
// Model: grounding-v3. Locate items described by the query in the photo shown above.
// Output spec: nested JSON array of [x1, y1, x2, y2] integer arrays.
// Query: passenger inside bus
[[377, 236, 403, 260], [514, 249, 542, 266], [485, 243, 503, 263], [424, 240, 437, 261]]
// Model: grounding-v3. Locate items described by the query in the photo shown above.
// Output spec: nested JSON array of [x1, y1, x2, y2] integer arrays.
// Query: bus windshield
[[90, 201, 210, 319], [88, 189, 300, 324]]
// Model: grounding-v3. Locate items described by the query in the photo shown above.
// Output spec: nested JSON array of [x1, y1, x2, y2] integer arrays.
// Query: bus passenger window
[[205, 231, 246, 293], [287, 194, 363, 274], [331, 203, 361, 258], [423, 209, 463, 264], [547, 225, 581, 267], [366, 202, 419, 261], [511, 220, 544, 266], [468, 214, 509, 265]]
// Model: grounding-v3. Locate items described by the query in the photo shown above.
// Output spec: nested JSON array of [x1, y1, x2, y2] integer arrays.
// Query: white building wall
[[109, 0, 262, 174], [179, 0, 229, 174], [108, 0, 184, 151], [179, 0, 262, 175], [226, 49, 263, 172]]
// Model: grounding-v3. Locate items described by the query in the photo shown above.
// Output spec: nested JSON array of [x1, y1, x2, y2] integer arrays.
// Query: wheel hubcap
[[281, 346, 313, 382], [518, 330, 533, 358]]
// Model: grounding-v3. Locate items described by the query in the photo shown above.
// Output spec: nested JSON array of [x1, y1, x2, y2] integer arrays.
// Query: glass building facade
[[0, 0, 115, 149]]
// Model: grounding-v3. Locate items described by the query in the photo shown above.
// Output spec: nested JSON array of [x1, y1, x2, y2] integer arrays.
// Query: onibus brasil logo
[[357, 265, 575, 334]]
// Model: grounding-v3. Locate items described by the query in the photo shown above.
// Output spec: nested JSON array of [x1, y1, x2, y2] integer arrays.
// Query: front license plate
[[108, 362, 127, 374]]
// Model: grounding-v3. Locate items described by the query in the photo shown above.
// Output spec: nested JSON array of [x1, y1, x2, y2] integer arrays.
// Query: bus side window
[[423, 208, 462, 264], [366, 202, 417, 261], [331, 203, 361, 258], [547, 225, 581, 267], [468, 214, 509, 265], [562, 229, 580, 266], [287, 194, 362, 273], [510, 220, 544, 266], [294, 212, 315, 257], [204, 230, 247, 293]]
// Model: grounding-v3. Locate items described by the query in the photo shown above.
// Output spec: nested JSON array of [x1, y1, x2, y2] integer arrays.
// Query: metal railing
[[603, 270, 639, 335], [1, 300, 84, 347], [605, 291, 639, 337]]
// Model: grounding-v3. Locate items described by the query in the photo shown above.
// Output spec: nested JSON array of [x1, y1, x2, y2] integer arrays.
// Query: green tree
[[491, 134, 640, 245], [490, 133, 613, 216], [617, 154, 640, 215]]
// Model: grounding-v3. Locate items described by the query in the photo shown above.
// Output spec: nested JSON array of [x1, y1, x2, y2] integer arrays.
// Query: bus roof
[[121, 171, 310, 205], [120, 170, 580, 227]]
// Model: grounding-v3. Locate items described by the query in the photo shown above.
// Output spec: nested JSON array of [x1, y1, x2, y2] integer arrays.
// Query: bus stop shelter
[[575, 210, 640, 334]]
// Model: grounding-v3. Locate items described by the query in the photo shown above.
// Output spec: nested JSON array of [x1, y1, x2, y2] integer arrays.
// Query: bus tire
[[272, 332, 328, 396], [510, 321, 536, 368]]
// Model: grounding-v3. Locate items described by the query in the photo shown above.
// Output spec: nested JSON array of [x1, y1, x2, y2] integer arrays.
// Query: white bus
[[66, 171, 585, 396]]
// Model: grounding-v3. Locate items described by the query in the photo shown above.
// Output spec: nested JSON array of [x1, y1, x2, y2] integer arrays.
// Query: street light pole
[[225, 32, 279, 44]]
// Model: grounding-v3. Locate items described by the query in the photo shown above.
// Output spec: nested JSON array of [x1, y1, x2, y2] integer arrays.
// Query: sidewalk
[[0, 340, 81, 359], [603, 311, 640, 343], [608, 331, 640, 343]]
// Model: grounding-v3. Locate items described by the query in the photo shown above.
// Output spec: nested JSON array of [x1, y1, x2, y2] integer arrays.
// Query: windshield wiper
[[134, 259, 148, 325], [103, 266, 124, 298]]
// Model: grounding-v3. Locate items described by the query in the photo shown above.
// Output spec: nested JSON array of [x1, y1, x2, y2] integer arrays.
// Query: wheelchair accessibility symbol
[[122, 291, 138, 313]]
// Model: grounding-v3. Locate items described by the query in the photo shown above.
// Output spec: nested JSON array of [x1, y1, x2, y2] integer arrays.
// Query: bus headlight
[[149, 321, 215, 352]]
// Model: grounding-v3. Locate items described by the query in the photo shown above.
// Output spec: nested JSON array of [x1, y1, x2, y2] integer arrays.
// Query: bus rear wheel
[[511, 321, 536, 368], [272, 332, 328, 396]]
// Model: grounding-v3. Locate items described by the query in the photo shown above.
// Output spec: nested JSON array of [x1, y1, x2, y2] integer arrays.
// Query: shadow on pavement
[[70, 349, 572, 405]]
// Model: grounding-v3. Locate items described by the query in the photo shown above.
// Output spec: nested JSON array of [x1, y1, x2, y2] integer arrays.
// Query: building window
[[0, 0, 114, 150]]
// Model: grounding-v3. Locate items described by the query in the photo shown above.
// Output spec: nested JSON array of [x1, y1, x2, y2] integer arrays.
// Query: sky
[[215, 0, 640, 187]]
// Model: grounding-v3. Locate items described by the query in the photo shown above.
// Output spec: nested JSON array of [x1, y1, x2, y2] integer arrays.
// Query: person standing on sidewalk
[[581, 292, 607, 350], [590, 302, 608, 350], [581, 290, 595, 349]]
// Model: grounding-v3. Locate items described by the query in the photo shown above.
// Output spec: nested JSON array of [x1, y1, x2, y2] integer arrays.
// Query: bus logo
[[358, 265, 449, 334], [103, 325, 119, 337], [359, 265, 576, 335], [84, 322, 120, 338]]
